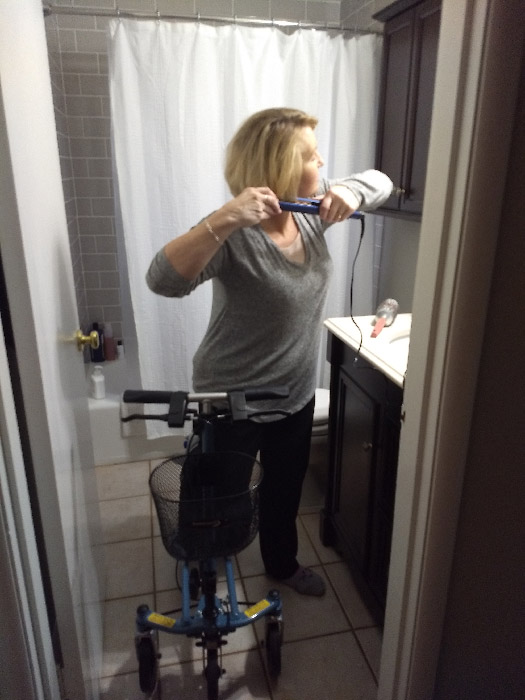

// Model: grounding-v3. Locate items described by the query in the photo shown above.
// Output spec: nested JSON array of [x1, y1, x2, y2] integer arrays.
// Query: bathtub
[[86, 357, 185, 466]]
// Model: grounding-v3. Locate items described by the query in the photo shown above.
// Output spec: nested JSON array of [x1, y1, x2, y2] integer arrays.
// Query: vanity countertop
[[324, 314, 412, 388]]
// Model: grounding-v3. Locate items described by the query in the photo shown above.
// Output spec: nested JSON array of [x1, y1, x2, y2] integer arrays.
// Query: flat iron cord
[[349, 216, 365, 359]]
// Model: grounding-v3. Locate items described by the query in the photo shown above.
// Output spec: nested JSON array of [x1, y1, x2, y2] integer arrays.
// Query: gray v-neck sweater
[[146, 171, 392, 414]]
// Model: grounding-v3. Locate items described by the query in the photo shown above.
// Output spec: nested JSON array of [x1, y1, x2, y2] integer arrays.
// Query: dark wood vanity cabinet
[[374, 0, 441, 218], [321, 332, 403, 620]]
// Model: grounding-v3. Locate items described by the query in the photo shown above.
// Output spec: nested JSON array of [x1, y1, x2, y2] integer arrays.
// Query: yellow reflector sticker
[[148, 612, 176, 628], [244, 599, 271, 618]]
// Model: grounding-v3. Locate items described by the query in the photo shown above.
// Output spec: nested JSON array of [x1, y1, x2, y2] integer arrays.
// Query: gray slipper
[[281, 566, 326, 596]]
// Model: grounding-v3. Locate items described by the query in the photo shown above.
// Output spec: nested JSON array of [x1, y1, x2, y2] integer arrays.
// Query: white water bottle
[[90, 365, 105, 399]]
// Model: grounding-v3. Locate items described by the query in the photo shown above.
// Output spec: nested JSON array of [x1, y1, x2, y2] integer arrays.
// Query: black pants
[[213, 396, 315, 579]]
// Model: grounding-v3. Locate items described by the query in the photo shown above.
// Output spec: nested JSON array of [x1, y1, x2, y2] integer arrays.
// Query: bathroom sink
[[387, 331, 411, 369], [370, 319, 411, 383], [324, 314, 412, 387], [388, 330, 410, 352]]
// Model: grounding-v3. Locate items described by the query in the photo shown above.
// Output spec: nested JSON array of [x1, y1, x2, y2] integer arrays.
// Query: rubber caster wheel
[[136, 635, 159, 694], [265, 620, 282, 677]]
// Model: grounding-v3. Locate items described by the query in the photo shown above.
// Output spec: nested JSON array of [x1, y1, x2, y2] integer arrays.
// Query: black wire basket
[[149, 451, 262, 561]]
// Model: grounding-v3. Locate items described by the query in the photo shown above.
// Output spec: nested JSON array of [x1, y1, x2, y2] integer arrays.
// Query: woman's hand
[[221, 187, 282, 228], [161, 187, 281, 280], [318, 185, 361, 223]]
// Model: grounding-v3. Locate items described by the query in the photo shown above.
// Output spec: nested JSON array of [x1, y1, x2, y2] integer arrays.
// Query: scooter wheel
[[136, 635, 158, 694], [204, 647, 221, 700], [265, 621, 282, 677]]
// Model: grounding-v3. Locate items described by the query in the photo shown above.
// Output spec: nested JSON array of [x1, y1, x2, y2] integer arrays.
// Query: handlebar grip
[[123, 389, 174, 404], [123, 386, 290, 405]]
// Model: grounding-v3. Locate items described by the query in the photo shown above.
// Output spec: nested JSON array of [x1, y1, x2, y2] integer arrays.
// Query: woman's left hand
[[318, 185, 361, 223]]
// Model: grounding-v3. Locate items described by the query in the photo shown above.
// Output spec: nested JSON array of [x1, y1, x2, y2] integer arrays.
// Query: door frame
[[0, 2, 100, 697], [0, 313, 61, 700], [1, 1, 521, 698], [378, 1, 524, 697], [0, 82, 60, 700]]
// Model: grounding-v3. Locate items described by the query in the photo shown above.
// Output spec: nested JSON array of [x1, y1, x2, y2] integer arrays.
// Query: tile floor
[[96, 445, 382, 699]]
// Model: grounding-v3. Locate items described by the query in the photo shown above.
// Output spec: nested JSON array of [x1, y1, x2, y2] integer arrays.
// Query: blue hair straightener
[[279, 197, 364, 220]]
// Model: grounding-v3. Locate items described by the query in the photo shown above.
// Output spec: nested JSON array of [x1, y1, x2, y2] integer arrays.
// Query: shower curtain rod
[[42, 4, 379, 36]]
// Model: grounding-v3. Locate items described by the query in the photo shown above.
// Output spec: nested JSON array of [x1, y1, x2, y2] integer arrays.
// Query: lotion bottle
[[103, 322, 117, 361], [90, 365, 105, 399]]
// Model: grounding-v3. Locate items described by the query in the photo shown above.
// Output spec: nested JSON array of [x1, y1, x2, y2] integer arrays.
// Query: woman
[[147, 108, 392, 596]]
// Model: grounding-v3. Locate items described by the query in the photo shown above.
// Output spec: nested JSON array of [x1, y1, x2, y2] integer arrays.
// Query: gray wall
[[377, 217, 420, 313], [44, 0, 410, 346]]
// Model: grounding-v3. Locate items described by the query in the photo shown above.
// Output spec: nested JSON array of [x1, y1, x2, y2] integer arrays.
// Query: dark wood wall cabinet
[[374, 0, 442, 218], [320, 332, 403, 623]]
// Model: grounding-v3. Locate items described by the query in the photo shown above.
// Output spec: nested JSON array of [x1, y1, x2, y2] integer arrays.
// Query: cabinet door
[[402, 0, 441, 214], [374, 411, 401, 517], [375, 9, 414, 214], [335, 370, 377, 569], [375, 0, 441, 217], [368, 412, 401, 606]]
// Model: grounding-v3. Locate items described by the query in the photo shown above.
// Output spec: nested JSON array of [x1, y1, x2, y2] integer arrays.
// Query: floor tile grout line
[[103, 590, 156, 605], [297, 509, 383, 681], [100, 533, 153, 546], [97, 492, 151, 502], [350, 626, 380, 685], [353, 622, 382, 631], [297, 511, 343, 567], [299, 511, 382, 684], [297, 512, 359, 632], [279, 628, 357, 646]]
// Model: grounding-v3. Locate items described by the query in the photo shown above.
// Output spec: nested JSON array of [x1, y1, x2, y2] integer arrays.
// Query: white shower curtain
[[109, 19, 381, 436]]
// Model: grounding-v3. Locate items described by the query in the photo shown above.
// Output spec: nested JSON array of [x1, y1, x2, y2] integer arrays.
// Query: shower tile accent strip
[[43, 0, 380, 343]]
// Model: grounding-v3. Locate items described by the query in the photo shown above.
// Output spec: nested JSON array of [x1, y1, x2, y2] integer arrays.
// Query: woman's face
[[297, 126, 324, 197]]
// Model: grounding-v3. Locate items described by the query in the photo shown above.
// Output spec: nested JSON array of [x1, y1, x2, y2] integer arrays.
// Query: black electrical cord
[[349, 215, 365, 359]]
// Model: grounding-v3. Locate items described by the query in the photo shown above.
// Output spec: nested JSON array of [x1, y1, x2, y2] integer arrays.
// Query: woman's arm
[[161, 186, 281, 280], [318, 170, 393, 221]]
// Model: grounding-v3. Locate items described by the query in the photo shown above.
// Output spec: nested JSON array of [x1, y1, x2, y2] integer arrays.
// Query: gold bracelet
[[205, 219, 221, 245]]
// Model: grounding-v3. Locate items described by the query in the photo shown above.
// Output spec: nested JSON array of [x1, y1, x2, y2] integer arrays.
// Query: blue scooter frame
[[123, 387, 287, 700], [135, 558, 282, 637]]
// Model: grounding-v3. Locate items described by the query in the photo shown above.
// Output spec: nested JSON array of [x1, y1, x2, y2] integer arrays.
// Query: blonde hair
[[224, 108, 318, 201]]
